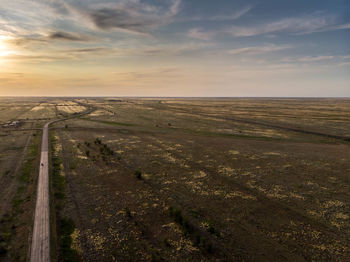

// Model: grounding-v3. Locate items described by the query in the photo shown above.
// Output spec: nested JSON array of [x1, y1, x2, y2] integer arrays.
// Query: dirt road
[[30, 122, 50, 262], [29, 106, 94, 262]]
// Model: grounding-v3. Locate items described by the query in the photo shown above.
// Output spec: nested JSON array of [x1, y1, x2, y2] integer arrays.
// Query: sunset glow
[[0, 0, 349, 96], [0, 36, 13, 58]]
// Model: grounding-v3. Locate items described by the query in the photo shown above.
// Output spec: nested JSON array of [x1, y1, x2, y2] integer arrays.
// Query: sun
[[0, 36, 14, 58]]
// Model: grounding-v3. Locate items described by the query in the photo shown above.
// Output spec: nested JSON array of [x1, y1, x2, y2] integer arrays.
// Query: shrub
[[173, 209, 183, 225], [163, 238, 171, 248], [169, 206, 214, 254], [124, 207, 131, 218], [134, 170, 142, 179], [59, 218, 79, 262], [0, 242, 7, 255], [208, 225, 216, 234]]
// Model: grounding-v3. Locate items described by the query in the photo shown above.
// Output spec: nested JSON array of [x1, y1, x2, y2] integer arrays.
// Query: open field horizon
[[1, 96, 350, 98]]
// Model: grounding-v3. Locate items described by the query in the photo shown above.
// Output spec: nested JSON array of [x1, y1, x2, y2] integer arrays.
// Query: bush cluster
[[168, 206, 213, 253]]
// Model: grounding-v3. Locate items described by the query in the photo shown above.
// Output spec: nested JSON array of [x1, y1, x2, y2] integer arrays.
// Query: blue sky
[[0, 0, 349, 96]]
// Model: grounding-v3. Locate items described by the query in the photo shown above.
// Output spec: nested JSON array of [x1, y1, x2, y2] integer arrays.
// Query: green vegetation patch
[[19, 137, 40, 184], [80, 118, 135, 127], [58, 218, 79, 262], [51, 132, 79, 261], [0, 130, 40, 259]]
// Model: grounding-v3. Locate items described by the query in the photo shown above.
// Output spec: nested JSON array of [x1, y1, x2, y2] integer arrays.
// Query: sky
[[0, 0, 349, 97]]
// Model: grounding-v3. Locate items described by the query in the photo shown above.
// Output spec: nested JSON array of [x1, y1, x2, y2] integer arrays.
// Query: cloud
[[71, 0, 181, 34], [6, 32, 91, 49], [65, 47, 110, 54], [298, 56, 334, 62], [338, 61, 350, 67], [127, 42, 210, 56], [180, 6, 251, 22], [189, 13, 350, 39], [226, 14, 346, 37], [187, 28, 215, 41], [281, 54, 350, 65], [115, 68, 180, 82], [45, 0, 71, 15], [3, 46, 117, 62], [7, 36, 47, 47], [4, 54, 71, 62], [2, 41, 209, 64], [208, 6, 252, 21], [48, 31, 91, 41], [0, 1, 63, 36], [228, 45, 292, 55]]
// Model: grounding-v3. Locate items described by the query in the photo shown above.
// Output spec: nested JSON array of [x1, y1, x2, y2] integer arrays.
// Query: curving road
[[30, 122, 50, 262]]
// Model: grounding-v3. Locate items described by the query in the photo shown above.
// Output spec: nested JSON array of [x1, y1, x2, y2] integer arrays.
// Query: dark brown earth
[[1, 97, 350, 261], [51, 98, 350, 261]]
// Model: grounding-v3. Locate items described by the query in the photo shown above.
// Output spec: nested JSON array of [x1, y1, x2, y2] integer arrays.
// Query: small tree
[[85, 150, 90, 157]]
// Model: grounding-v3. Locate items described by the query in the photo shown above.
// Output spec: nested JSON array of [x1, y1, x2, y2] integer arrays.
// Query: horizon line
[[0, 96, 350, 99]]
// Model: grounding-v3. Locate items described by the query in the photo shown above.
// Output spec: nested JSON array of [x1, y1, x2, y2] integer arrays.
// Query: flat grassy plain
[[1, 97, 350, 261]]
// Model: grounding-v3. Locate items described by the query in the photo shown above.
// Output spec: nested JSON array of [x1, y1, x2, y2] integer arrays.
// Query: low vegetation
[[1, 97, 350, 261], [168, 206, 213, 253], [51, 132, 79, 262], [0, 130, 40, 261], [134, 170, 142, 180]]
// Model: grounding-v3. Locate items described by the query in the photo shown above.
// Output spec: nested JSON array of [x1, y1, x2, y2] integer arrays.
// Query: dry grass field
[[1, 97, 350, 261]]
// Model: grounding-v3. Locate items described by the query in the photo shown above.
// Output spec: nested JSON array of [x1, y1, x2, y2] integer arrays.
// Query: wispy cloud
[[338, 61, 350, 67], [7, 36, 48, 47], [228, 44, 292, 55], [297, 55, 334, 62], [226, 14, 349, 36], [207, 6, 252, 21], [180, 6, 251, 22], [283, 54, 350, 64], [3, 46, 119, 62], [5, 32, 91, 49], [2, 42, 210, 64], [48, 31, 91, 41], [188, 13, 350, 39], [114, 68, 180, 82], [69, 0, 181, 34], [187, 28, 215, 41], [4, 54, 71, 62]]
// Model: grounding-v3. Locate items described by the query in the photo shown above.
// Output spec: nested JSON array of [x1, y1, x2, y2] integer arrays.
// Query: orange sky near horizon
[[0, 0, 349, 97]]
